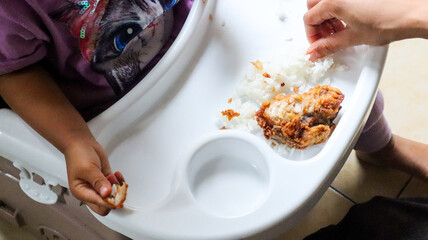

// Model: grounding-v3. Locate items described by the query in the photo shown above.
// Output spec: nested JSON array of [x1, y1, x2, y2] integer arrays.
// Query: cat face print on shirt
[[52, 0, 175, 95]]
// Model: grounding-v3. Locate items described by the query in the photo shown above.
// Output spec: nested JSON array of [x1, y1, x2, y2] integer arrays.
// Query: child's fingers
[[107, 173, 120, 185], [93, 144, 112, 176], [71, 182, 114, 209], [106, 171, 126, 185], [87, 202, 111, 216], [114, 171, 126, 184], [79, 164, 113, 198]]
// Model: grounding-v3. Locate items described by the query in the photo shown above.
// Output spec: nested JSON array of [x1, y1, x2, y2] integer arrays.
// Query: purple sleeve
[[0, 2, 50, 75], [354, 91, 392, 153]]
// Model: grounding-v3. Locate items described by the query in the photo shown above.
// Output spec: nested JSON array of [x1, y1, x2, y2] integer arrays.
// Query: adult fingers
[[319, 19, 346, 37], [307, 0, 322, 10], [306, 16, 347, 44], [328, 18, 346, 33], [305, 24, 324, 44], [304, 1, 344, 44], [307, 28, 356, 61], [304, 0, 342, 26]]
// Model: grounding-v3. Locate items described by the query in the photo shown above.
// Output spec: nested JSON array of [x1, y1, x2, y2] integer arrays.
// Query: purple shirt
[[0, 0, 193, 120]]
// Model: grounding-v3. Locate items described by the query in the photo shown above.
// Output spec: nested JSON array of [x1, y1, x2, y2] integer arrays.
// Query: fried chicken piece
[[256, 85, 344, 149], [104, 182, 128, 208], [103, 172, 128, 208]]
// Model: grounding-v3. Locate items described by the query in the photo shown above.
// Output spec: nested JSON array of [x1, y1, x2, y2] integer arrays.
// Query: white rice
[[216, 44, 345, 155]]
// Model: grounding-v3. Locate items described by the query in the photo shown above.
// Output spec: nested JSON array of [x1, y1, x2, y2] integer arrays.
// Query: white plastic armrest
[[0, 109, 67, 204]]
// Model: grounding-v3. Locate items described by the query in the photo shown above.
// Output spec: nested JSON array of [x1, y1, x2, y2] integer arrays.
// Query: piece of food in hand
[[256, 85, 344, 149], [104, 182, 128, 208], [104, 172, 128, 208]]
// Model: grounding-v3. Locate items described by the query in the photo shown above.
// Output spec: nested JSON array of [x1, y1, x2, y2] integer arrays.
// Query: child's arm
[[0, 64, 114, 216]]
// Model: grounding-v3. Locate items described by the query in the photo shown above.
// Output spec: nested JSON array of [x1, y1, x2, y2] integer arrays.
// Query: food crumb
[[251, 60, 264, 71], [272, 87, 276, 92], [209, 14, 213, 20], [263, 72, 271, 78], [202, 0, 206, 3], [263, 81, 267, 84], [228, 98, 232, 103], [281, 82, 285, 87], [220, 126, 227, 130], [221, 109, 240, 121], [293, 86, 300, 93], [271, 142, 277, 147]]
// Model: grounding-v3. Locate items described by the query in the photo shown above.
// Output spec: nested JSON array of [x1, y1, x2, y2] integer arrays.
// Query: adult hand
[[303, 0, 428, 61]]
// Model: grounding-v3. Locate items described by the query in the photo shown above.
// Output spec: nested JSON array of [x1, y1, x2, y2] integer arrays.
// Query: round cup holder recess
[[187, 136, 270, 218]]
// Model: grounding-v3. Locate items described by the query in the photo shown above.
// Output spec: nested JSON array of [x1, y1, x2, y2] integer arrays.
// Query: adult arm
[[304, 0, 428, 61]]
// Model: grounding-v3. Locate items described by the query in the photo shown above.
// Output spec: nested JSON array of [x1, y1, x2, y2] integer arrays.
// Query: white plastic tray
[[0, 0, 387, 239]]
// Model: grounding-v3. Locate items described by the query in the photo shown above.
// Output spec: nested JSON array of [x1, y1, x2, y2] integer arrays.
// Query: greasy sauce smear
[[221, 109, 240, 121]]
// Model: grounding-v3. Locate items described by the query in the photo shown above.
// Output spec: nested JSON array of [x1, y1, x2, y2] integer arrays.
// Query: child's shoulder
[[0, 0, 71, 75], [1, 0, 67, 16]]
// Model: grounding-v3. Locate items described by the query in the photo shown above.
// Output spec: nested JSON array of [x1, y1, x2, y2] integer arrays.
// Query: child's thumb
[[307, 30, 354, 61], [89, 171, 112, 198]]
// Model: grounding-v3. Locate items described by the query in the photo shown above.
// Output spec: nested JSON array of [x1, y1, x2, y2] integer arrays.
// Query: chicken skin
[[256, 85, 344, 149]]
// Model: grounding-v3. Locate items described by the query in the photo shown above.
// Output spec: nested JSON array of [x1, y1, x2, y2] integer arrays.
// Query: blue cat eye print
[[160, 0, 179, 10], [111, 0, 180, 54], [113, 24, 143, 52]]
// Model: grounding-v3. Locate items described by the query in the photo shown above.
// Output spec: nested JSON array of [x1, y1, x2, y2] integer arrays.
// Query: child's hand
[[303, 0, 428, 61], [0, 65, 124, 215], [64, 139, 115, 216]]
